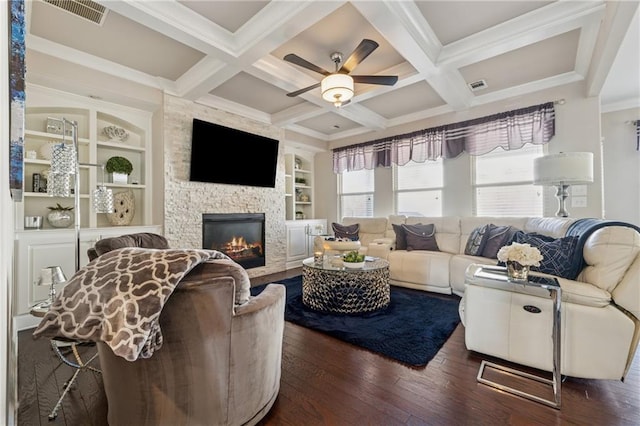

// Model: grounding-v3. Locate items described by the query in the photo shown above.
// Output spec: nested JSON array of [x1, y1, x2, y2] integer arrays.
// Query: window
[[339, 169, 374, 218], [394, 159, 443, 216], [473, 144, 544, 216]]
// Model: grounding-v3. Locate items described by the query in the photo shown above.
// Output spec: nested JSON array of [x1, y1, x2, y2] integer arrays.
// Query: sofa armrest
[[367, 241, 392, 260], [229, 283, 286, 424], [235, 284, 285, 316]]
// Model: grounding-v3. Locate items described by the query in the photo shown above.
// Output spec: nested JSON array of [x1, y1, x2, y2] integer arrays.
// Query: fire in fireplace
[[202, 213, 265, 269]]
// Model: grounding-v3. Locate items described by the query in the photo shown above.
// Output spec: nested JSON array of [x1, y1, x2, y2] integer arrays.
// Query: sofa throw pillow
[[392, 223, 408, 250], [332, 222, 359, 241], [515, 233, 581, 280], [481, 224, 518, 259], [464, 224, 490, 256], [401, 223, 439, 252]]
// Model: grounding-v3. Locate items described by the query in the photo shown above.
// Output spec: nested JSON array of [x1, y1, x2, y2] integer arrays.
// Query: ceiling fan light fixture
[[321, 74, 354, 107]]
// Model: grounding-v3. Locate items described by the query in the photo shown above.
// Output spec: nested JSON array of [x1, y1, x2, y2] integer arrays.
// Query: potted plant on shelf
[[46, 203, 74, 228], [105, 156, 133, 185], [342, 250, 365, 269]]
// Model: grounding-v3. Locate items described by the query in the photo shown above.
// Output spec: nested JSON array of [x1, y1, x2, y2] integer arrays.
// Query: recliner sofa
[[336, 216, 640, 380]]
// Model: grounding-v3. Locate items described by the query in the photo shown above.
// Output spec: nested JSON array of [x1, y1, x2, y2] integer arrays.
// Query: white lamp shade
[[533, 152, 594, 185], [321, 74, 354, 105]]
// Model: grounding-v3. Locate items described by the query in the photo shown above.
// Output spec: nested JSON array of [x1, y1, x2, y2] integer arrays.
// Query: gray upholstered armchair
[[87, 233, 286, 426]]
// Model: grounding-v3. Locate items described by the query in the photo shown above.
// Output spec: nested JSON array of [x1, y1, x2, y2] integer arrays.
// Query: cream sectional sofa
[[338, 215, 640, 380], [340, 215, 585, 296]]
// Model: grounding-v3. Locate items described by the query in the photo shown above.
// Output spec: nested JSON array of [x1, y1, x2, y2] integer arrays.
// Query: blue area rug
[[252, 276, 461, 367]]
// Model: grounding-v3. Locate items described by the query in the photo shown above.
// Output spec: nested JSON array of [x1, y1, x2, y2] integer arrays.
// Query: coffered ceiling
[[25, 1, 640, 142]]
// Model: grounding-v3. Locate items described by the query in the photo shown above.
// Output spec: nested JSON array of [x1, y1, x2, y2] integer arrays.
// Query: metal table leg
[[47, 340, 101, 420]]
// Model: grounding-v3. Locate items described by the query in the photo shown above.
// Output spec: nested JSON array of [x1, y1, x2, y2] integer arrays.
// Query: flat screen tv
[[189, 118, 279, 188]]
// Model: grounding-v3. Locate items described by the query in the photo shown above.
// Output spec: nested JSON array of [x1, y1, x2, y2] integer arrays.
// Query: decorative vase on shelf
[[506, 261, 529, 282], [111, 172, 128, 184], [46, 203, 74, 228]]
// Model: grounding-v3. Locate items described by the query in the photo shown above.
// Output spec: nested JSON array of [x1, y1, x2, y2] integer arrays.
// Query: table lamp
[[33, 266, 67, 309], [533, 152, 594, 217]]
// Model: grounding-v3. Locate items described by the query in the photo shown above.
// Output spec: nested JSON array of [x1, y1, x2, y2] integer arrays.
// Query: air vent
[[468, 79, 488, 92], [44, 0, 108, 25]]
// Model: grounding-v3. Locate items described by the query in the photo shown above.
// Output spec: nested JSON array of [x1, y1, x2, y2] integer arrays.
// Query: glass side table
[[465, 264, 562, 409]]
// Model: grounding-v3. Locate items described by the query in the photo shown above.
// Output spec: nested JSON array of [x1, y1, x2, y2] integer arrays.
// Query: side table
[[30, 305, 101, 420], [465, 264, 562, 409]]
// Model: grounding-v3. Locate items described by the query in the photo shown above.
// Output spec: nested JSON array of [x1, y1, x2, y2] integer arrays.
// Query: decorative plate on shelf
[[103, 125, 129, 142]]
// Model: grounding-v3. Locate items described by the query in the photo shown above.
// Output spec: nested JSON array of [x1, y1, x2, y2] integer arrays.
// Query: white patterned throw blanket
[[33, 247, 230, 361]]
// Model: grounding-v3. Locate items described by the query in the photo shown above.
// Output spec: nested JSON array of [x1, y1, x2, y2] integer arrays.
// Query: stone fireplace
[[202, 213, 265, 269]]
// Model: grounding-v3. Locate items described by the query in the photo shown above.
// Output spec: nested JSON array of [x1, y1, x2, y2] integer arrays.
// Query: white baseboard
[[15, 314, 39, 331]]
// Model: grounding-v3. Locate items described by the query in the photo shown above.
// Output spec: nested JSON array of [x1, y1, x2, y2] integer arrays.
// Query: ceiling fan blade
[[339, 39, 379, 73], [286, 82, 321, 97], [352, 75, 399, 86], [283, 54, 330, 76]]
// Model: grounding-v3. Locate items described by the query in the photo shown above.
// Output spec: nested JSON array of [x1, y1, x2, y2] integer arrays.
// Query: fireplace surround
[[202, 213, 265, 269]]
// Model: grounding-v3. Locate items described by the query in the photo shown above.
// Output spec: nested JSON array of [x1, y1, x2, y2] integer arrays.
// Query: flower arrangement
[[497, 242, 543, 267]]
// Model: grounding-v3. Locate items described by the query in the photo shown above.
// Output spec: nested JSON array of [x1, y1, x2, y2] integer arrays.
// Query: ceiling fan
[[284, 39, 399, 107]]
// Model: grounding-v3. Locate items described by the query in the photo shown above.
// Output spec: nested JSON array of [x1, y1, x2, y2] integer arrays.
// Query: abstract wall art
[[9, 0, 25, 201]]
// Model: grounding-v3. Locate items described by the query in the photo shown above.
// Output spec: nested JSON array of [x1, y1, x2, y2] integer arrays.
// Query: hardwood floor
[[17, 268, 640, 425]]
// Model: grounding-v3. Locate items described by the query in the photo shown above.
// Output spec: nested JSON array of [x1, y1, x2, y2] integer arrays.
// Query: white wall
[[602, 107, 640, 225], [315, 82, 609, 223]]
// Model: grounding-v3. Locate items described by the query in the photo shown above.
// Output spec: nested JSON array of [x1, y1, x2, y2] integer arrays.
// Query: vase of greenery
[[106, 156, 133, 184], [46, 203, 74, 228]]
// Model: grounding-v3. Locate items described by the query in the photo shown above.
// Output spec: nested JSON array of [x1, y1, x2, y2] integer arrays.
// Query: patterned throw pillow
[[401, 223, 439, 252], [332, 223, 360, 241], [515, 233, 581, 280], [392, 223, 408, 250], [464, 224, 490, 256], [481, 224, 518, 259]]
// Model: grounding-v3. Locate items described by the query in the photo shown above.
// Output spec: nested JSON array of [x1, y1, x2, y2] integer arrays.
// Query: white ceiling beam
[[174, 57, 231, 100], [174, 1, 345, 101], [354, 1, 472, 110], [574, 14, 606, 77], [26, 34, 164, 90], [272, 103, 325, 128], [333, 103, 388, 130], [586, 1, 640, 97], [196, 94, 272, 125], [96, 0, 235, 58], [438, 1, 607, 69], [469, 72, 584, 108]]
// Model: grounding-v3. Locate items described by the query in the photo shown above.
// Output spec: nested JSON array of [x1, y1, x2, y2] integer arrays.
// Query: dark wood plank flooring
[[17, 268, 640, 425]]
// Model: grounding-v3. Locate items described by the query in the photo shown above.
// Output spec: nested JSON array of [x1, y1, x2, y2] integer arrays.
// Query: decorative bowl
[[103, 125, 129, 142], [343, 261, 365, 269]]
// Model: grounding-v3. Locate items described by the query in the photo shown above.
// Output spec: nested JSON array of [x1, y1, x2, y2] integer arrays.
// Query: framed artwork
[[9, 0, 25, 201]]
